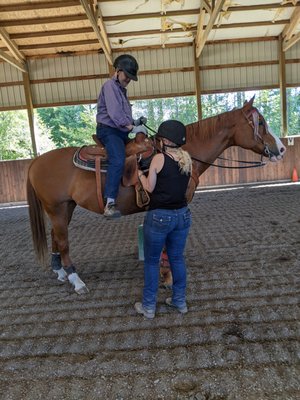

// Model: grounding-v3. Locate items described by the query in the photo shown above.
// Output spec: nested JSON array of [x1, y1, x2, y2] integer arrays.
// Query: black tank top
[[149, 154, 190, 210]]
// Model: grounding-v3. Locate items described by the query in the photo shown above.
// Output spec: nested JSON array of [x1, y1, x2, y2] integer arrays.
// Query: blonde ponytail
[[175, 148, 192, 175]]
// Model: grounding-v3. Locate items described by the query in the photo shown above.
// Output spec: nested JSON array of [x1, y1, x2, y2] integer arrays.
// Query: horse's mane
[[186, 108, 238, 141]]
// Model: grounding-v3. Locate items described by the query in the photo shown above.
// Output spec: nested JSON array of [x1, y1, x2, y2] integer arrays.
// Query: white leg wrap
[[54, 267, 67, 282], [68, 272, 89, 294]]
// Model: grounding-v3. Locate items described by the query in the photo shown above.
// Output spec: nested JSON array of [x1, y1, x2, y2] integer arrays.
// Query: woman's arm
[[138, 153, 164, 193]]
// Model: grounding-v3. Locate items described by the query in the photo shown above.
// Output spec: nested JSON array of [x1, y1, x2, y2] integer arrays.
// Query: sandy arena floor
[[0, 183, 299, 400]]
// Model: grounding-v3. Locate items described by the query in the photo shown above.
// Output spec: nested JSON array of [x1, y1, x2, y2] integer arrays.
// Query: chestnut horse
[[27, 98, 286, 293]]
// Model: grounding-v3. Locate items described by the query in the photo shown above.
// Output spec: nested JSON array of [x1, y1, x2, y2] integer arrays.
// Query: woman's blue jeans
[[96, 124, 129, 200], [142, 207, 191, 313]]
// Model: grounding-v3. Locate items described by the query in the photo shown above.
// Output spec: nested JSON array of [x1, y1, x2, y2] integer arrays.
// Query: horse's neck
[[185, 115, 234, 179]]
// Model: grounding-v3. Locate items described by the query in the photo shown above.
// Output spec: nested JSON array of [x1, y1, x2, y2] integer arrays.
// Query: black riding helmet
[[113, 54, 139, 81], [157, 120, 186, 147]]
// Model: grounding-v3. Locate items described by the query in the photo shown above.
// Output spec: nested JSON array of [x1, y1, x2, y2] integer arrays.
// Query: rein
[[144, 123, 157, 135], [190, 155, 266, 169], [144, 122, 267, 170]]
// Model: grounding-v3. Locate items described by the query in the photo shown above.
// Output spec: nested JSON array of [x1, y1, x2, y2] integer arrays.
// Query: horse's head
[[234, 96, 286, 161]]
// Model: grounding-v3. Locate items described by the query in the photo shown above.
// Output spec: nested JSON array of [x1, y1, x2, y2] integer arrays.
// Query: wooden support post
[[108, 61, 114, 77], [278, 34, 287, 137], [23, 71, 38, 157], [193, 43, 202, 120]]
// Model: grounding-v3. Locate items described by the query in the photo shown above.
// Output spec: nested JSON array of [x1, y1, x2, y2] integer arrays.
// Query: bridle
[[242, 107, 274, 161]]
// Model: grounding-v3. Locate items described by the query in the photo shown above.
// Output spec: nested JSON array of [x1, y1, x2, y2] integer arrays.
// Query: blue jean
[[142, 207, 191, 313], [96, 124, 129, 199]]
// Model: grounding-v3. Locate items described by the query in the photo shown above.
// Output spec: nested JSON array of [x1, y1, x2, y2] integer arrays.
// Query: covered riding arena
[[0, 1, 300, 399]]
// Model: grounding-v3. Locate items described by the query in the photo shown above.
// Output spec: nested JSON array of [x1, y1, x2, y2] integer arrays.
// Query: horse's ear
[[243, 95, 255, 109], [249, 95, 255, 105]]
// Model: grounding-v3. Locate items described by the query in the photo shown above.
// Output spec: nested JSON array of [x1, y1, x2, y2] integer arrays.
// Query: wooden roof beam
[[0, 1, 79, 12], [0, 15, 87, 27], [282, 6, 300, 50], [79, 0, 112, 64], [202, 0, 212, 14], [95, 2, 112, 60], [283, 30, 300, 50], [196, 0, 226, 58], [195, 4, 207, 54], [282, 6, 300, 39], [0, 27, 25, 62], [0, 49, 27, 72], [11, 28, 94, 40]]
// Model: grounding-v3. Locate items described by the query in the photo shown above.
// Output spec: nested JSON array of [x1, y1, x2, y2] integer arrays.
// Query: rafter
[[0, 15, 86, 27], [0, 28, 25, 62], [196, 0, 226, 58], [0, 49, 27, 72], [202, 0, 212, 14], [79, 0, 112, 64], [283, 30, 300, 50], [0, 1, 78, 12], [282, 6, 300, 39], [195, 1, 209, 55], [281, 5, 300, 50], [95, 2, 112, 59]]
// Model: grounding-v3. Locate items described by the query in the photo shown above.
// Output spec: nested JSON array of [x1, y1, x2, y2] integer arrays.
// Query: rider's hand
[[129, 125, 148, 138], [134, 116, 147, 126]]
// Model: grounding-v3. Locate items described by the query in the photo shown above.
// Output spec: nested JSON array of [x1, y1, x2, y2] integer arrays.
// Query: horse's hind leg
[[50, 201, 76, 282], [47, 201, 88, 294]]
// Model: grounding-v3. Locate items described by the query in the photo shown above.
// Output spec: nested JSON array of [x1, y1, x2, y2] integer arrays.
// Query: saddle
[[73, 133, 154, 213]]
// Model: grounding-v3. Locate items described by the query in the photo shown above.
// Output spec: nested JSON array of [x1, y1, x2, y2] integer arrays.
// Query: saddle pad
[[73, 147, 108, 172]]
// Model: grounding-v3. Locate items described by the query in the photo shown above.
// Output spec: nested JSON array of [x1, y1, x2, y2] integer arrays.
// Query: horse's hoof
[[57, 275, 68, 283], [75, 285, 89, 295], [53, 268, 68, 282], [68, 272, 89, 294]]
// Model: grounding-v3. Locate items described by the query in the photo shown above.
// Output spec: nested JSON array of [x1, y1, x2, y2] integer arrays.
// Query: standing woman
[[135, 120, 192, 319]]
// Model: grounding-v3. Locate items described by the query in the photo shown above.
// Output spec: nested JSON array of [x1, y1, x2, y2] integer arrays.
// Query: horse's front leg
[[48, 205, 89, 294], [51, 251, 67, 282]]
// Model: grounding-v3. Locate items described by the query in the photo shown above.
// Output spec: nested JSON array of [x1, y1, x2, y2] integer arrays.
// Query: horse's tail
[[26, 176, 48, 267]]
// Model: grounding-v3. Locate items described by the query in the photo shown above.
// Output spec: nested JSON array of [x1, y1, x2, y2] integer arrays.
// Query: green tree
[[132, 96, 197, 134], [0, 110, 32, 160], [254, 89, 281, 136], [37, 104, 96, 148]]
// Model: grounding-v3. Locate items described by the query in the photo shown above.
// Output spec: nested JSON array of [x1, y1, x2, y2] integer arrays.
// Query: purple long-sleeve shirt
[[96, 76, 133, 132]]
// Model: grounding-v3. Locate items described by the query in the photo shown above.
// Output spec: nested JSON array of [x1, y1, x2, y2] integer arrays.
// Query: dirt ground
[[0, 183, 299, 400]]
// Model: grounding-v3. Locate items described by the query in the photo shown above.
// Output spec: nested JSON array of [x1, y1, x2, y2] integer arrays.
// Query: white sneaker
[[104, 202, 121, 219], [134, 302, 155, 319], [165, 297, 188, 314]]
